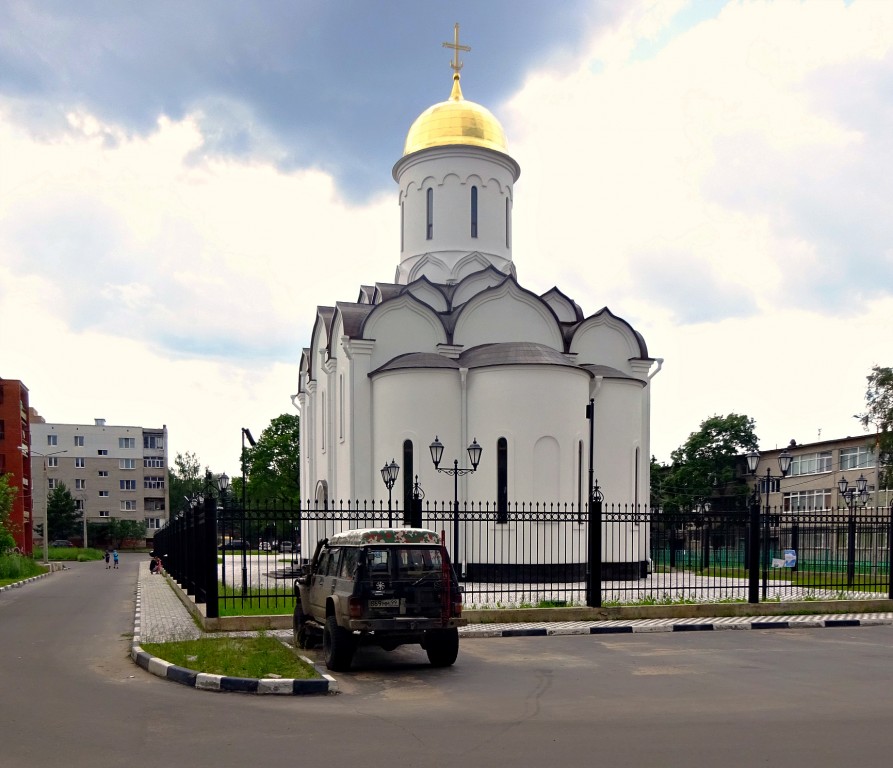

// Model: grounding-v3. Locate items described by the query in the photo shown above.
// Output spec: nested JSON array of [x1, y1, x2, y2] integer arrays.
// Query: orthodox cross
[[443, 23, 470, 74]]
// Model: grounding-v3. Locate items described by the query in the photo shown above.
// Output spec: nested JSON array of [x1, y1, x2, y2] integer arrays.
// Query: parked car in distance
[[51, 540, 74, 547], [293, 527, 466, 672], [280, 541, 294, 553], [259, 540, 278, 552], [219, 540, 248, 551]]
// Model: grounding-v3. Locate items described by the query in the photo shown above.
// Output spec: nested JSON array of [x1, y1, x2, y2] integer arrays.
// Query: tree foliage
[[168, 451, 206, 512], [859, 365, 893, 485], [653, 413, 759, 513], [242, 414, 300, 506], [46, 483, 82, 540], [0, 473, 18, 551]]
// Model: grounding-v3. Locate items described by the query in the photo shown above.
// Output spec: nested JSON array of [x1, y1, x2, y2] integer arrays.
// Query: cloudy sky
[[2, 0, 891, 481]]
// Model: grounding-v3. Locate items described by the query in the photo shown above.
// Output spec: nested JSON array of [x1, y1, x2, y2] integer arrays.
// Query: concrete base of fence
[[162, 573, 893, 632], [466, 598, 893, 624]]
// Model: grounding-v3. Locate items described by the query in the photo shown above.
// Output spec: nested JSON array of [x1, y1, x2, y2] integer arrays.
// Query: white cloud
[[503, 0, 893, 459], [0, 105, 396, 473]]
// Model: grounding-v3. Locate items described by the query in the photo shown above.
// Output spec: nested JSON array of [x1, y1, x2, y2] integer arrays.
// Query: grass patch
[[140, 633, 318, 679], [0, 552, 47, 586], [217, 584, 296, 616], [33, 547, 105, 562]]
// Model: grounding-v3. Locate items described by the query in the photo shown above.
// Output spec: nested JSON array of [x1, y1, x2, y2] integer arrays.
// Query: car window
[[339, 548, 359, 579], [396, 547, 442, 577], [366, 548, 391, 577], [323, 547, 342, 577]]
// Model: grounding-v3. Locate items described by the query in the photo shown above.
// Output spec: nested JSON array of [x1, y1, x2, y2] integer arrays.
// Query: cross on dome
[[442, 23, 470, 76]]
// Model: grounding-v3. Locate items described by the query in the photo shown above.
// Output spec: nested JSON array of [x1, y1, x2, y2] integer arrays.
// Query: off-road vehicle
[[293, 527, 467, 671]]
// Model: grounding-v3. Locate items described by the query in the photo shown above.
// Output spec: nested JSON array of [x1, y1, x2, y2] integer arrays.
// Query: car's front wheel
[[293, 602, 318, 650], [425, 628, 459, 667], [323, 615, 355, 671]]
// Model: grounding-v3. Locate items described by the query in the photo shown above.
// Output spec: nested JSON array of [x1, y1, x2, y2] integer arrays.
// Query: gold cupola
[[402, 72, 508, 156], [402, 24, 508, 156]]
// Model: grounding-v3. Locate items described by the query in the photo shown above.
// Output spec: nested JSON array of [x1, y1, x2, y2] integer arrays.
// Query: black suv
[[293, 527, 467, 671]]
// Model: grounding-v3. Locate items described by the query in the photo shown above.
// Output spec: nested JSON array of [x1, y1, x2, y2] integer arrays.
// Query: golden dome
[[403, 74, 508, 156]]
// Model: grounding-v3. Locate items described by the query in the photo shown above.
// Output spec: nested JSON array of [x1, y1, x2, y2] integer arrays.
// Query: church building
[[295, 31, 661, 542]]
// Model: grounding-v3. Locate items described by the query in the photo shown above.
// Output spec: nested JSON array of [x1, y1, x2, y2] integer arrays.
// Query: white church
[[295, 31, 661, 577]]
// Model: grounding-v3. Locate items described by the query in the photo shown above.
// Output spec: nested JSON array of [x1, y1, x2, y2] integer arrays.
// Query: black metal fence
[[153, 500, 893, 618]]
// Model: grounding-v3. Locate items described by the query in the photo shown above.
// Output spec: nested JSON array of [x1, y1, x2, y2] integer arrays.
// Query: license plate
[[369, 599, 400, 608]]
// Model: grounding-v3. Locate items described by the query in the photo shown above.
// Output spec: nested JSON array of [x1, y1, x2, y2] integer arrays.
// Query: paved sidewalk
[[134, 561, 203, 643]]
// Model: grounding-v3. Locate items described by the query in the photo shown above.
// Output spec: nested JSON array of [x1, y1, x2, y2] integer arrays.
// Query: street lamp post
[[838, 473, 868, 589], [745, 449, 793, 601], [20, 446, 67, 563], [380, 458, 400, 526], [429, 436, 482, 572]]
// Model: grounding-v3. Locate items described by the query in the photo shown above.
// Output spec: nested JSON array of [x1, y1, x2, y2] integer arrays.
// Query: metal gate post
[[586, 483, 603, 608], [204, 493, 219, 619], [748, 499, 760, 604]]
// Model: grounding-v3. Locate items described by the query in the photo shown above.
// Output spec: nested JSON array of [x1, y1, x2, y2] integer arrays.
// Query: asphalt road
[[3, 552, 893, 767]]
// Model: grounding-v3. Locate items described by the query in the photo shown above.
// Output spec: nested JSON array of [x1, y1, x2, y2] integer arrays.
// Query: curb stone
[[460, 613, 893, 638], [131, 580, 336, 695], [0, 570, 54, 594]]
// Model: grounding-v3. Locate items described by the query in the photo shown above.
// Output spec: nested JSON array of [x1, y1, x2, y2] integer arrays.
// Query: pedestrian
[[112, 549, 119, 569], [104, 548, 111, 569]]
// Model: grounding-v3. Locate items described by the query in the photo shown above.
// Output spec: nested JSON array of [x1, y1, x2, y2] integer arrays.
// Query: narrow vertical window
[[578, 440, 583, 519], [497, 437, 508, 524], [426, 188, 434, 240], [321, 392, 326, 452], [339, 375, 344, 440], [505, 197, 511, 247], [402, 439, 414, 523], [400, 199, 404, 252], [470, 186, 478, 238]]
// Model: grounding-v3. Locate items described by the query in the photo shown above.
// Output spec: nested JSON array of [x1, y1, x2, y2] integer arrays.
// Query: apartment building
[[29, 418, 169, 546], [0, 378, 33, 553], [748, 433, 888, 512]]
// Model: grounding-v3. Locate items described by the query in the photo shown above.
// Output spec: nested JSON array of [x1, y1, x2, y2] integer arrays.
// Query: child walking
[[112, 549, 119, 569]]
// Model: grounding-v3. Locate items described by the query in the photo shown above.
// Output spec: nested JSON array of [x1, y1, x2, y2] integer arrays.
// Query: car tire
[[293, 602, 318, 650], [323, 615, 355, 671], [425, 628, 459, 667]]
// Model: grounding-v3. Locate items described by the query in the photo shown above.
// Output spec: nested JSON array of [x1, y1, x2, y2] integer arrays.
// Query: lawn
[[140, 633, 319, 679]]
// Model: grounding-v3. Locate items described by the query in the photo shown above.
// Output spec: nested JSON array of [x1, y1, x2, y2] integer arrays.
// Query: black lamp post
[[380, 458, 400, 526], [430, 436, 482, 566], [745, 448, 793, 600], [838, 473, 868, 589]]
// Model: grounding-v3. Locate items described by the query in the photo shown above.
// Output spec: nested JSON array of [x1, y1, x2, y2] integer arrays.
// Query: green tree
[[108, 518, 147, 547], [47, 483, 82, 541], [0, 473, 18, 551], [654, 413, 759, 513], [168, 451, 205, 512], [858, 365, 893, 486], [243, 414, 300, 506]]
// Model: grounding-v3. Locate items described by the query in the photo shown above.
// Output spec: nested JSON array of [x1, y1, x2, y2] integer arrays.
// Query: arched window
[[426, 188, 434, 240], [471, 186, 478, 238], [497, 437, 508, 523]]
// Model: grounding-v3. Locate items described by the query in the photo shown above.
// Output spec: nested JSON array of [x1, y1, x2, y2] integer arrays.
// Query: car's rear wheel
[[425, 628, 459, 667], [323, 615, 355, 671]]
